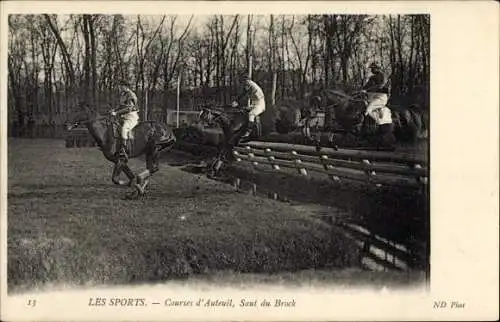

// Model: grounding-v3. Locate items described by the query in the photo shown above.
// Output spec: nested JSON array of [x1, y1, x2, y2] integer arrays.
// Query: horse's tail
[[407, 105, 428, 139], [392, 106, 426, 142]]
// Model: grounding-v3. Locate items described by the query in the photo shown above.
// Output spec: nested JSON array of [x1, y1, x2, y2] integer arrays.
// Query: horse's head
[[199, 107, 214, 124], [199, 106, 225, 125], [65, 102, 101, 131], [323, 89, 369, 132]]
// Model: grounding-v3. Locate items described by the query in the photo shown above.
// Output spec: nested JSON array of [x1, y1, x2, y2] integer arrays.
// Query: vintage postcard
[[0, 1, 498, 321]]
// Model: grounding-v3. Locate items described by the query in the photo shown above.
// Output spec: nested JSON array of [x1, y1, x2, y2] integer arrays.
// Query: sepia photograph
[[0, 1, 498, 321], [6, 11, 430, 291]]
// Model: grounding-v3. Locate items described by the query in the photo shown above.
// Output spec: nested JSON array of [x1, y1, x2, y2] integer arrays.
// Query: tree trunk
[[89, 15, 98, 106], [44, 14, 75, 86]]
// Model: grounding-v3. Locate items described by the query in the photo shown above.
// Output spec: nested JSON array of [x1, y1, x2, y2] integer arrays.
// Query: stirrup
[[241, 129, 252, 137]]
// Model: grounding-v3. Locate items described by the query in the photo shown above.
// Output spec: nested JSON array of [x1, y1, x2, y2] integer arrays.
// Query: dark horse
[[309, 88, 427, 148], [65, 104, 176, 198], [199, 105, 260, 177]]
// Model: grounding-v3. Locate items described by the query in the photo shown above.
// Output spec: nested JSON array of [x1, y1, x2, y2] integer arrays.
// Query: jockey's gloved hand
[[110, 110, 117, 116], [231, 101, 239, 108]]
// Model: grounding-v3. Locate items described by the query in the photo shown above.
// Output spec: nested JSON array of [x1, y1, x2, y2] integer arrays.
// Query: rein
[[70, 113, 114, 127]]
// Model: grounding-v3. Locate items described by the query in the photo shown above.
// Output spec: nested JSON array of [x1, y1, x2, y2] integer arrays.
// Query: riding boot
[[118, 138, 129, 162], [241, 121, 255, 139]]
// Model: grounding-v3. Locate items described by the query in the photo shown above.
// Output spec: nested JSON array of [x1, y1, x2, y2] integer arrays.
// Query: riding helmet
[[239, 72, 250, 80]]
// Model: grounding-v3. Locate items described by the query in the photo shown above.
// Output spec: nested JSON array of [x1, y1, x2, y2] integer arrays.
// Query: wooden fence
[[233, 141, 428, 190]]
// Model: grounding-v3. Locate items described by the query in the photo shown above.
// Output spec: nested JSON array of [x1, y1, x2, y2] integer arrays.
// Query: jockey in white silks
[[362, 62, 392, 128], [232, 73, 266, 139], [110, 81, 139, 161], [361, 62, 395, 149]]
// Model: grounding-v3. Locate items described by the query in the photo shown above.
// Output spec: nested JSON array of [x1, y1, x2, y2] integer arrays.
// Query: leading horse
[[65, 104, 176, 198], [309, 88, 427, 147]]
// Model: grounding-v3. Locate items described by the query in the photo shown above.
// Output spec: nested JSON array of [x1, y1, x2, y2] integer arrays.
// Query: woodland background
[[7, 14, 430, 134]]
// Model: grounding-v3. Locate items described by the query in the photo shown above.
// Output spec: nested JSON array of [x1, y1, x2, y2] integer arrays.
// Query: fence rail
[[233, 141, 428, 190], [62, 126, 429, 189]]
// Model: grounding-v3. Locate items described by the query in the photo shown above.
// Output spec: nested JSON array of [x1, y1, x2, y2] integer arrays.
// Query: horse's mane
[[323, 89, 354, 101]]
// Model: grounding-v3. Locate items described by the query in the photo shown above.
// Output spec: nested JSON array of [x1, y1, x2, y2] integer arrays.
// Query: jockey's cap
[[117, 79, 130, 87], [239, 72, 250, 80], [310, 96, 321, 106], [369, 62, 380, 69]]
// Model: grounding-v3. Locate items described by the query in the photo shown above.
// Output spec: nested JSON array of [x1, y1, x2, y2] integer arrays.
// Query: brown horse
[[198, 105, 261, 177], [65, 104, 176, 198], [310, 88, 428, 144]]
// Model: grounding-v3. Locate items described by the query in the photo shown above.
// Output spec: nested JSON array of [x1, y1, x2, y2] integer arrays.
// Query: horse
[[198, 105, 260, 177], [297, 94, 339, 150], [65, 104, 176, 199], [310, 88, 427, 148]]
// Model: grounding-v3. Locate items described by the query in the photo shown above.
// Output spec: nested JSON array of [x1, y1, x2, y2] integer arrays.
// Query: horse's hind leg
[[147, 145, 160, 175]]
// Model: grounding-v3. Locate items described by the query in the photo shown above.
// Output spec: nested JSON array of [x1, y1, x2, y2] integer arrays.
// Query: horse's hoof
[[124, 191, 138, 200], [128, 176, 137, 187], [134, 183, 145, 195]]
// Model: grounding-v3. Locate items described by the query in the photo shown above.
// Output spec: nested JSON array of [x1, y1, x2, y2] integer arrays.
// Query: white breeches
[[120, 111, 139, 139], [366, 93, 392, 125], [248, 100, 266, 122]]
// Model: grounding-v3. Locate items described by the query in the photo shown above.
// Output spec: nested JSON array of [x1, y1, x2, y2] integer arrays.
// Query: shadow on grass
[[225, 164, 429, 265]]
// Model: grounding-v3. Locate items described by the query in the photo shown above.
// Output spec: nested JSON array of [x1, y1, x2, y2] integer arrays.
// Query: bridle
[[199, 107, 226, 125], [66, 112, 114, 131]]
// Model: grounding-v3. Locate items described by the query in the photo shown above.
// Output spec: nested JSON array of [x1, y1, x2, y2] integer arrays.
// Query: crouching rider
[[111, 81, 139, 161], [361, 62, 394, 149], [232, 73, 266, 139]]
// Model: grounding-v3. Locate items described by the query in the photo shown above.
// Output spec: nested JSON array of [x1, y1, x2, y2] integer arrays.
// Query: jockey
[[110, 80, 139, 161], [233, 73, 266, 139], [361, 62, 391, 126]]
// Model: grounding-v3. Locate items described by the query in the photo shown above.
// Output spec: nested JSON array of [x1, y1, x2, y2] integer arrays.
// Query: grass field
[[7, 139, 426, 294]]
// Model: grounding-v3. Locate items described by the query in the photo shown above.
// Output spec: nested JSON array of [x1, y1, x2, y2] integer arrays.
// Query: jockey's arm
[[112, 90, 138, 116], [111, 103, 136, 116], [363, 74, 386, 92], [111, 106, 131, 115]]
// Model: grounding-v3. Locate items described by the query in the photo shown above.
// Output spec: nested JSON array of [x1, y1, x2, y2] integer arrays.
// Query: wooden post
[[233, 177, 241, 190], [176, 73, 181, 128], [291, 150, 307, 176], [144, 89, 148, 121], [319, 154, 336, 182], [265, 148, 280, 170]]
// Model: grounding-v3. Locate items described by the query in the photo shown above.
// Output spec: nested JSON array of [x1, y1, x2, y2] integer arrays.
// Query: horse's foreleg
[[111, 161, 128, 185], [131, 147, 160, 196], [121, 163, 137, 187], [207, 143, 229, 178]]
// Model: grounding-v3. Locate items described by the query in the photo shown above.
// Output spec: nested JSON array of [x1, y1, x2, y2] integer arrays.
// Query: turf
[[8, 139, 370, 293]]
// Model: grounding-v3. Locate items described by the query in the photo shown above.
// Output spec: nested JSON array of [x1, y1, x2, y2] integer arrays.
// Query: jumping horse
[[309, 88, 427, 148], [65, 104, 176, 199], [198, 105, 260, 178]]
